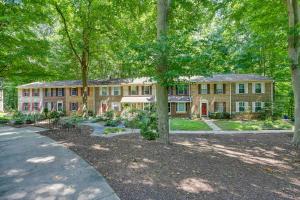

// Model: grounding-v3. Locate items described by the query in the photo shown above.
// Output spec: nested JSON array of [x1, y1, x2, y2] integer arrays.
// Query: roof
[[168, 96, 191, 102], [17, 74, 273, 88], [121, 96, 155, 103], [190, 74, 273, 83]]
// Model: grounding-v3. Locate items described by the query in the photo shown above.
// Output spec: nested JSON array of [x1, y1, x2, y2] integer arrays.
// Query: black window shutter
[[136, 86, 139, 95], [207, 85, 210, 94], [142, 86, 144, 95], [129, 86, 131, 95], [56, 88, 58, 96], [214, 84, 217, 94], [223, 102, 226, 112], [62, 88, 65, 96], [176, 86, 178, 95], [45, 89, 48, 97], [198, 84, 201, 94], [214, 102, 217, 112], [223, 84, 226, 94], [150, 86, 152, 95]]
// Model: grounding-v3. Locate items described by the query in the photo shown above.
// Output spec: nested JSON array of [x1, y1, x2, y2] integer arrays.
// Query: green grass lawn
[[214, 120, 293, 131], [170, 118, 212, 131]]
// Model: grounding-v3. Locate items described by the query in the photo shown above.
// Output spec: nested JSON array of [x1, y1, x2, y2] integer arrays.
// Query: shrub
[[88, 110, 94, 117], [13, 118, 24, 125], [209, 112, 231, 119], [0, 117, 9, 124], [49, 111, 61, 119], [140, 128, 158, 140], [104, 110, 114, 121], [103, 127, 125, 135]]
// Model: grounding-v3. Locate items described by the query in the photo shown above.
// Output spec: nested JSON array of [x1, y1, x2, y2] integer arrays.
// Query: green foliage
[[209, 112, 231, 119], [0, 117, 9, 124], [103, 127, 126, 135]]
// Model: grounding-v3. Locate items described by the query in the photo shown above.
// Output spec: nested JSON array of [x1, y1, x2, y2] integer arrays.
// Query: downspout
[[189, 80, 192, 119]]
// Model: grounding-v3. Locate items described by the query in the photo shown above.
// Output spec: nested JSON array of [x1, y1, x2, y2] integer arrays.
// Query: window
[[239, 102, 245, 112], [45, 88, 51, 97], [111, 102, 121, 111], [255, 83, 262, 94], [177, 85, 188, 95], [255, 102, 262, 112], [112, 87, 120, 96], [23, 103, 29, 111], [57, 102, 63, 111], [130, 86, 138, 95], [33, 102, 39, 111], [215, 102, 224, 112], [23, 89, 30, 97], [71, 103, 78, 111], [176, 102, 186, 113], [238, 84, 245, 94], [33, 89, 39, 97], [143, 86, 151, 95], [57, 88, 63, 96], [101, 87, 108, 96], [201, 84, 208, 94], [216, 84, 223, 94], [71, 88, 78, 96]]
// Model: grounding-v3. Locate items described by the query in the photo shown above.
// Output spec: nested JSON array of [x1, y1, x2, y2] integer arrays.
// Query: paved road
[[0, 126, 119, 200]]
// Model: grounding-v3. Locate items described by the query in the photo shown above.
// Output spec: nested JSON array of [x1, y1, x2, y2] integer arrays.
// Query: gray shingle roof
[[190, 74, 273, 82], [168, 96, 191, 102], [17, 74, 273, 88]]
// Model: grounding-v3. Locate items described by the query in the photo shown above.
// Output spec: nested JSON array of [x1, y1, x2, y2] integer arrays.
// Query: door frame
[[200, 99, 208, 117]]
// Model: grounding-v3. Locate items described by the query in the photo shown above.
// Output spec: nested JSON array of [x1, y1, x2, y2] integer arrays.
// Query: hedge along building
[[17, 74, 274, 118]]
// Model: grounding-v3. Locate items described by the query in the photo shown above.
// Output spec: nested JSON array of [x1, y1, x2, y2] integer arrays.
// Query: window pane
[[239, 84, 245, 93]]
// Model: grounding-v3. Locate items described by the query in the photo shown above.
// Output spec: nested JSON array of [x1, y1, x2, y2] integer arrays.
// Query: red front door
[[201, 103, 207, 116]]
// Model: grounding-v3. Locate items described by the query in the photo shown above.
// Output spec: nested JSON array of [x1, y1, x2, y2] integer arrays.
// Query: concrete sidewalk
[[171, 129, 294, 135], [0, 126, 119, 200]]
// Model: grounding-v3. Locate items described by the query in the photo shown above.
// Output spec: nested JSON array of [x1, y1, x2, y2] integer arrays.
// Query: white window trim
[[23, 103, 29, 111], [57, 88, 63, 96], [236, 101, 249, 112], [236, 83, 248, 94], [57, 101, 63, 111], [252, 101, 265, 112], [33, 89, 39, 97], [201, 84, 208, 94], [216, 102, 224, 113], [33, 102, 39, 111], [130, 86, 138, 95], [112, 86, 121, 96], [252, 82, 265, 94], [71, 88, 77, 96], [176, 102, 186, 113], [143, 86, 151, 95], [100, 86, 108, 96]]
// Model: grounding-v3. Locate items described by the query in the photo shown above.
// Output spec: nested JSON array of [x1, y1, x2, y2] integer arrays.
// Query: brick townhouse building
[[17, 74, 274, 118]]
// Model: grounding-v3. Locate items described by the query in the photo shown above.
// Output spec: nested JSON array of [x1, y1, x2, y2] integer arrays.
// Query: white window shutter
[[262, 82, 265, 93], [235, 83, 239, 94], [245, 102, 249, 111], [252, 102, 256, 112], [245, 83, 248, 94], [236, 102, 239, 112], [252, 83, 255, 94]]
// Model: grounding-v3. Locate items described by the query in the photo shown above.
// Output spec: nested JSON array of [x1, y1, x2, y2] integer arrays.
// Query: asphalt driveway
[[0, 126, 119, 200]]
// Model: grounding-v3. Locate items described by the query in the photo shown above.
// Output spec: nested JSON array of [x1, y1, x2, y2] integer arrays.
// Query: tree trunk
[[287, 0, 300, 147], [156, 0, 170, 144], [291, 67, 300, 146], [81, 64, 88, 118]]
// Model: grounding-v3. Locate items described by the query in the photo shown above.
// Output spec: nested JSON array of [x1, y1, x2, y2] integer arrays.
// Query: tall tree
[[287, 0, 300, 146], [156, 0, 171, 144]]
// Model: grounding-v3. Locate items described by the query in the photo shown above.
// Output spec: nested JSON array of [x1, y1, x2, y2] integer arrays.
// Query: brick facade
[[17, 75, 274, 118]]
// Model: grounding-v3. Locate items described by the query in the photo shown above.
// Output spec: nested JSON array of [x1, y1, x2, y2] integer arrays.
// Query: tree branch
[[54, 3, 82, 64]]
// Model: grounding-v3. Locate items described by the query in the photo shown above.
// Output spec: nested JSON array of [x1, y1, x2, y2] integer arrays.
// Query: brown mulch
[[39, 127, 300, 200]]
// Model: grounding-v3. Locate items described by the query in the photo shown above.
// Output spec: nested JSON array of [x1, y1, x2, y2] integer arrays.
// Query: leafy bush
[[209, 112, 231, 119], [0, 117, 9, 124], [140, 128, 158, 140], [103, 110, 115, 121], [13, 118, 24, 125]]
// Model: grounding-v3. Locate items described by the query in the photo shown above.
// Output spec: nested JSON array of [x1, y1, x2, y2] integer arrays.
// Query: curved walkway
[[0, 126, 119, 200]]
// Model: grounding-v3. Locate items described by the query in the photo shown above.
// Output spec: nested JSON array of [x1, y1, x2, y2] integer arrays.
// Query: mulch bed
[[39, 127, 300, 200]]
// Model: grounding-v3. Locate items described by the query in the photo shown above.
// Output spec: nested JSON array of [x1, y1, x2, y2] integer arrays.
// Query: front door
[[201, 103, 207, 116], [102, 103, 107, 113]]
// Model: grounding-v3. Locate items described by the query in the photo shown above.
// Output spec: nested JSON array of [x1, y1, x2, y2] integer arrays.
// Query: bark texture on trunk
[[156, 0, 170, 144], [287, 0, 300, 147]]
